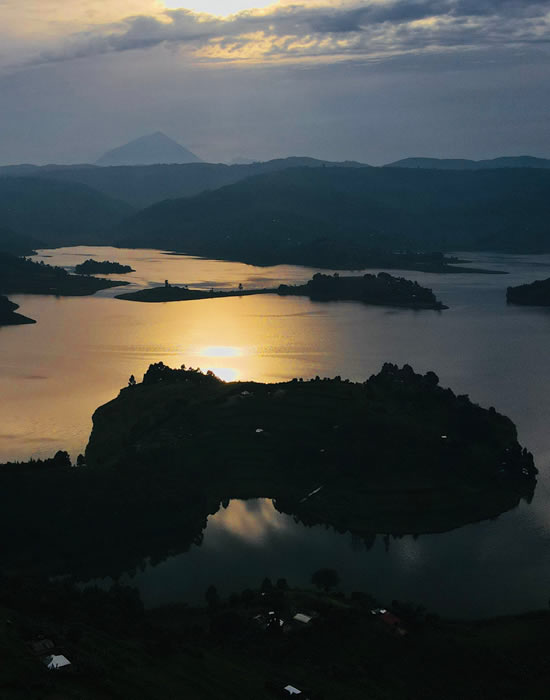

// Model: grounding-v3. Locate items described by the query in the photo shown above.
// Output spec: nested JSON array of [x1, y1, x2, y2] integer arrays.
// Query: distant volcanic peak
[[96, 132, 201, 166]]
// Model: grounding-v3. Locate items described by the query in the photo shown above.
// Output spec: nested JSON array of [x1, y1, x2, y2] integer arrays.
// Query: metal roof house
[[42, 654, 72, 671]]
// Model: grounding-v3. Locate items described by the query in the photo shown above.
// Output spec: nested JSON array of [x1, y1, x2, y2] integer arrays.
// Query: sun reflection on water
[[208, 499, 289, 544]]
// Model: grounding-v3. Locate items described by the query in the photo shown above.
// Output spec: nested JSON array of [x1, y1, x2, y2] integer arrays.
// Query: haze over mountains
[[0, 156, 367, 208], [2, 143, 550, 260], [96, 132, 201, 167]]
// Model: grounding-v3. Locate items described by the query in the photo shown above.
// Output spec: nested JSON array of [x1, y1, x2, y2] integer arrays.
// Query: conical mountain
[[97, 132, 201, 166]]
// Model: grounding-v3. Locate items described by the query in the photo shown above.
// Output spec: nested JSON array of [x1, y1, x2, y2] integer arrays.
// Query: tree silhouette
[[205, 585, 219, 609], [311, 568, 340, 592]]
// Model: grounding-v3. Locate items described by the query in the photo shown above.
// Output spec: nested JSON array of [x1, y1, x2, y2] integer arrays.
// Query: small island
[[0, 252, 129, 297], [116, 272, 448, 310], [278, 272, 447, 309], [507, 277, 550, 306], [0, 294, 35, 326], [75, 259, 135, 275]]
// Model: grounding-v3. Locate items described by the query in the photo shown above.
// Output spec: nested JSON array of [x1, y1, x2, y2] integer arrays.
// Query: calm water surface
[[2, 246, 550, 617]]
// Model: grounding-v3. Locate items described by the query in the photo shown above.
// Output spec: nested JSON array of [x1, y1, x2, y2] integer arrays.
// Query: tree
[[128, 374, 136, 387], [76, 454, 86, 467], [52, 450, 71, 468], [205, 584, 219, 609], [311, 568, 340, 592], [261, 577, 273, 593]]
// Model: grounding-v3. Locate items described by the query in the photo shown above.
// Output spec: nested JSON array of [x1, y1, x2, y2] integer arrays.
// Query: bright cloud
[[3, 0, 548, 71]]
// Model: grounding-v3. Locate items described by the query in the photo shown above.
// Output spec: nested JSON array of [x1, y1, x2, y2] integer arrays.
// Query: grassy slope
[[2, 587, 549, 700]]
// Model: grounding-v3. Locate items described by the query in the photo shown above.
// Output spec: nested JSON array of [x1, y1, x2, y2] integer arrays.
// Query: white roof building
[[293, 613, 313, 624], [42, 654, 71, 670]]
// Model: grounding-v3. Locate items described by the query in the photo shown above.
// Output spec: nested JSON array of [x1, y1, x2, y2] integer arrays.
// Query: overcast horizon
[[2, 0, 550, 166]]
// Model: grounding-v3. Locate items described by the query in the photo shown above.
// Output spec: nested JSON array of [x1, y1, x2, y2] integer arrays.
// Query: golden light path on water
[[0, 246, 362, 462], [207, 499, 289, 544]]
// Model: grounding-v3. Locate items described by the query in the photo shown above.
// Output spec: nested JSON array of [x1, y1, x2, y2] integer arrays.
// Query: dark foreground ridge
[[116, 272, 448, 310], [0, 364, 536, 581], [1, 575, 549, 700], [0, 252, 129, 296], [74, 258, 135, 274], [0, 294, 35, 326], [507, 277, 550, 306]]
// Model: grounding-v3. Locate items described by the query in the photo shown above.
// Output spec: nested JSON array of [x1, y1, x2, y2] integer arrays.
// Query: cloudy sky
[[1, 0, 549, 164]]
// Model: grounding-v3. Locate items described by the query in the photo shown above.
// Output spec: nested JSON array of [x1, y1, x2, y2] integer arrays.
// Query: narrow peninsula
[[75, 259, 135, 274], [507, 277, 550, 306], [0, 252, 129, 296], [116, 272, 448, 310], [0, 294, 35, 326]]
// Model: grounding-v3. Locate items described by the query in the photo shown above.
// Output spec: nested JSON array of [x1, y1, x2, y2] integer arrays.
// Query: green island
[[507, 277, 550, 306], [116, 272, 448, 310], [0, 294, 35, 326], [0, 252, 129, 296], [1, 573, 549, 700], [75, 259, 135, 274]]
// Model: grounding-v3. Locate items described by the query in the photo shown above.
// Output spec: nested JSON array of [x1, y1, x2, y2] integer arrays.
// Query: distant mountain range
[[385, 156, 550, 170], [96, 132, 201, 166], [2, 151, 550, 261], [0, 157, 368, 208]]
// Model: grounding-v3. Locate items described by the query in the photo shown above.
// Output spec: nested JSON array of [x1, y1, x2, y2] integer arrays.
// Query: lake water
[[2, 246, 550, 617]]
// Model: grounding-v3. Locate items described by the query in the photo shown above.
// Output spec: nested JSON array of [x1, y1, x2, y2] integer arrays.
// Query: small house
[[42, 654, 71, 671], [293, 613, 313, 625]]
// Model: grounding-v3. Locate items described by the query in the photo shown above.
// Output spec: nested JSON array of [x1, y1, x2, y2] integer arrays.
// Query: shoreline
[[115, 283, 448, 310]]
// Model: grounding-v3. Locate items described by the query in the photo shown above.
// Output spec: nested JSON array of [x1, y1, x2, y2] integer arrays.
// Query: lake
[[2, 246, 550, 617]]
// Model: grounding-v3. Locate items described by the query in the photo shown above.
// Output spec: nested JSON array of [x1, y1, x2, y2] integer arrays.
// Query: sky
[[1, 0, 549, 165]]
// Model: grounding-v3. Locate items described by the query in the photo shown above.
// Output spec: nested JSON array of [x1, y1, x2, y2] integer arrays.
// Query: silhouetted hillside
[[0, 294, 35, 326], [0, 178, 134, 246], [386, 156, 550, 170], [0, 157, 368, 208], [117, 166, 550, 263], [0, 252, 128, 295], [0, 227, 44, 255], [507, 277, 550, 306]]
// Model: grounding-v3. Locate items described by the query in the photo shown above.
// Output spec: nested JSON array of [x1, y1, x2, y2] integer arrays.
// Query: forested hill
[[0, 227, 44, 255], [385, 156, 550, 170], [0, 157, 368, 208], [0, 178, 134, 247], [117, 166, 550, 264]]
